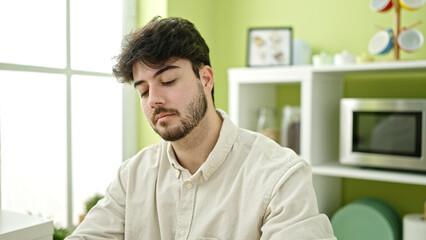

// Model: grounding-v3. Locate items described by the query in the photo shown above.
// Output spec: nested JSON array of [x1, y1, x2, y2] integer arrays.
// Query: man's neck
[[171, 109, 223, 174]]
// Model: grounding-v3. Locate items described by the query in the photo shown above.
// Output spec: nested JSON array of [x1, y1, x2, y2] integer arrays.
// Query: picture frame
[[247, 27, 292, 67]]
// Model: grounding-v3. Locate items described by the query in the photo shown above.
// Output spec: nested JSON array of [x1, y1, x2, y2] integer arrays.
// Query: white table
[[0, 210, 53, 240]]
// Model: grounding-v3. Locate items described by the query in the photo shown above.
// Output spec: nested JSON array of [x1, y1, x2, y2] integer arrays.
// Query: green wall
[[137, 0, 426, 216]]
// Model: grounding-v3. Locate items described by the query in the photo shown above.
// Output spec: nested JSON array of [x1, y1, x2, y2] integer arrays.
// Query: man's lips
[[151, 107, 180, 124], [155, 113, 174, 122]]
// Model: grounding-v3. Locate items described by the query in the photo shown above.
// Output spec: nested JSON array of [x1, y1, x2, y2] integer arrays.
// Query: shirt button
[[186, 183, 192, 189], [179, 230, 185, 237]]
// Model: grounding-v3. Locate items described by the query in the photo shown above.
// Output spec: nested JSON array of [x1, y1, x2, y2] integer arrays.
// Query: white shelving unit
[[228, 60, 426, 215]]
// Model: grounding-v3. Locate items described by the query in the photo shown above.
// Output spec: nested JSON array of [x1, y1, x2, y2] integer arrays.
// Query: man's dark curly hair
[[113, 16, 214, 102]]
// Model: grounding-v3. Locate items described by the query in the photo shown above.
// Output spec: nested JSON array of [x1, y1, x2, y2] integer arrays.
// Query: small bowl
[[369, 29, 394, 55], [398, 28, 424, 52], [399, 0, 425, 10], [370, 0, 393, 12]]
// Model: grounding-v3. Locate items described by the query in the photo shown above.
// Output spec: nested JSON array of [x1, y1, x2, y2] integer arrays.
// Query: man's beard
[[151, 82, 208, 141]]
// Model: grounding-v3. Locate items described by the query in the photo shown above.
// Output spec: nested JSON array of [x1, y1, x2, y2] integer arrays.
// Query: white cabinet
[[0, 210, 53, 240], [228, 60, 426, 215]]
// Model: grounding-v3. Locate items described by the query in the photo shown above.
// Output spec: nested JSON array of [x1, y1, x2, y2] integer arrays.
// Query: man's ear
[[199, 65, 214, 93]]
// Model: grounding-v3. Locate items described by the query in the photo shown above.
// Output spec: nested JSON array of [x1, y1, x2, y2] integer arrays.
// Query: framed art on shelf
[[247, 27, 292, 67]]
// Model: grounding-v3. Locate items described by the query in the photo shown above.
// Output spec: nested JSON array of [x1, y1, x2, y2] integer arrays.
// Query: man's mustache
[[151, 107, 180, 123]]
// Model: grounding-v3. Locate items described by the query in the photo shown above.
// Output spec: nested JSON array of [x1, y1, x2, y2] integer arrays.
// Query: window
[[0, 72, 68, 224], [0, 0, 137, 228]]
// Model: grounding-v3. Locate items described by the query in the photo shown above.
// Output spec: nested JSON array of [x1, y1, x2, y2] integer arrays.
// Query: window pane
[[70, 0, 123, 73], [0, 0, 66, 68], [0, 71, 67, 226], [71, 75, 123, 225]]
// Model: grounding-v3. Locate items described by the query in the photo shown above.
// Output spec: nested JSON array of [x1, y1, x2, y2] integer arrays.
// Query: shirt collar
[[166, 144, 183, 179], [165, 109, 239, 181], [199, 109, 238, 181]]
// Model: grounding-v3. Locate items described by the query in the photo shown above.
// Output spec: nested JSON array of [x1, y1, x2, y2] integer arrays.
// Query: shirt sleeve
[[66, 162, 128, 240], [260, 160, 336, 240]]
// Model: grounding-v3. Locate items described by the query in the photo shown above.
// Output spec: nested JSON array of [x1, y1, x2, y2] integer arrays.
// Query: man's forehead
[[133, 58, 183, 70]]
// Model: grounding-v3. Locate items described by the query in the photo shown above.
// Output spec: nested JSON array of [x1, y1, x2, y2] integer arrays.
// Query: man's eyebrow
[[133, 80, 145, 88], [154, 65, 180, 77], [133, 65, 180, 88]]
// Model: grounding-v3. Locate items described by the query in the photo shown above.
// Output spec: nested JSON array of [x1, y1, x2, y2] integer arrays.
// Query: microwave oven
[[340, 98, 426, 172]]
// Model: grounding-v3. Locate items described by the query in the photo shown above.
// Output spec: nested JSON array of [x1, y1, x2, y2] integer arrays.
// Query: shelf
[[228, 66, 307, 84], [310, 60, 426, 73], [229, 60, 426, 84], [312, 162, 426, 186]]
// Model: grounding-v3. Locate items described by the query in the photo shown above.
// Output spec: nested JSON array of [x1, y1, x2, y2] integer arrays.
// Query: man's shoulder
[[121, 141, 164, 171], [234, 127, 307, 172], [227, 128, 311, 203], [236, 128, 297, 156]]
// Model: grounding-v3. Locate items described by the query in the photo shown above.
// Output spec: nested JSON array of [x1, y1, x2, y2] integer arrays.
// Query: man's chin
[[153, 125, 185, 142], [158, 131, 187, 142]]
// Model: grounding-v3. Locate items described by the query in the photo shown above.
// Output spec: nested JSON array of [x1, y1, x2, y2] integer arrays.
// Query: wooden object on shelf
[[393, 0, 401, 60], [372, 1, 424, 60]]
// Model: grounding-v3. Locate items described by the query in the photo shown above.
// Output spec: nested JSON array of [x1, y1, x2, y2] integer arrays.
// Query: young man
[[66, 17, 336, 239]]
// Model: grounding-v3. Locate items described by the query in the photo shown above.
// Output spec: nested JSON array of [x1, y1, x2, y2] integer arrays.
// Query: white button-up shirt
[[67, 110, 336, 240]]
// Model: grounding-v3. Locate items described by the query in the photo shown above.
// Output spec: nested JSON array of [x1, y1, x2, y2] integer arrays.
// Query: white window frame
[[0, 0, 138, 228]]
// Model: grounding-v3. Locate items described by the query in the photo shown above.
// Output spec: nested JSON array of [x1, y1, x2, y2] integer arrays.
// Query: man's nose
[[147, 86, 165, 108]]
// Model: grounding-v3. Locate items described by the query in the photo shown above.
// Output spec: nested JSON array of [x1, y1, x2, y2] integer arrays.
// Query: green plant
[[85, 193, 104, 213], [53, 227, 69, 240]]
